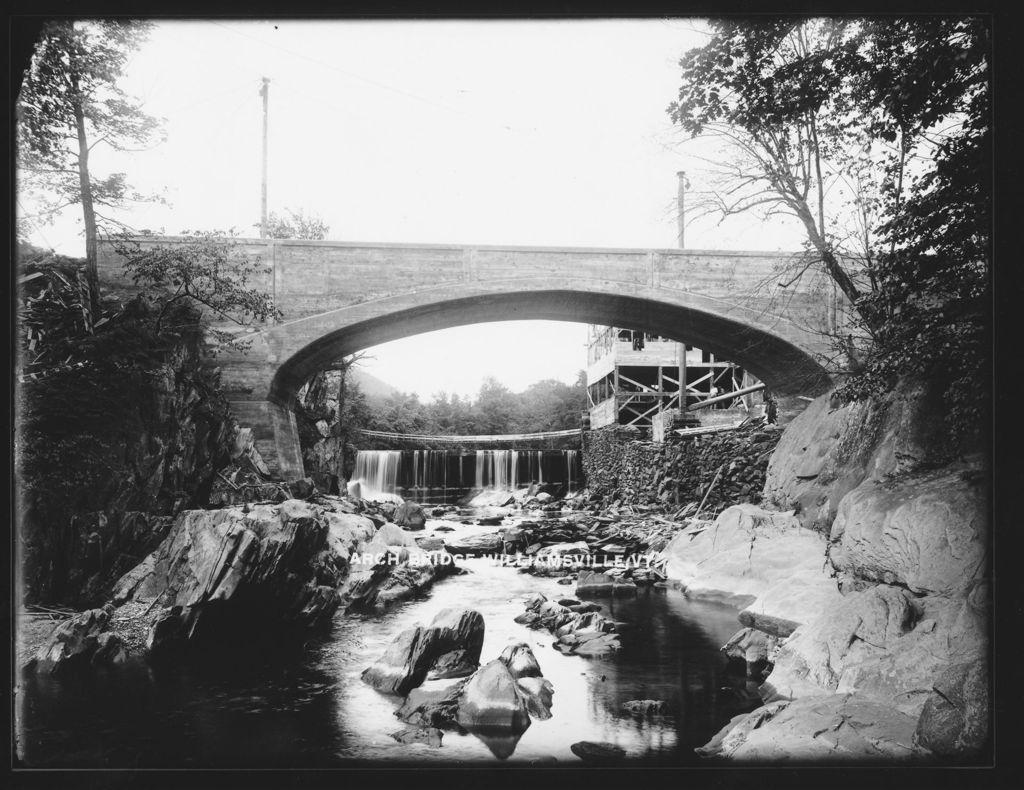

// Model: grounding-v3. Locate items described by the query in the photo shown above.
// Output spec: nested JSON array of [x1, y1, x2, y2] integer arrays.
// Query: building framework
[[585, 326, 764, 432]]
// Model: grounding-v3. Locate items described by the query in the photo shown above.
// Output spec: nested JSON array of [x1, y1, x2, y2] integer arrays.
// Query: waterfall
[[350, 450, 403, 501], [352, 448, 584, 504], [566, 449, 579, 493]]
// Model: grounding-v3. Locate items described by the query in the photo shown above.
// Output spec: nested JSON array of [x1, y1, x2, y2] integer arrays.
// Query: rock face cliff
[[26, 497, 457, 671], [662, 380, 989, 761]]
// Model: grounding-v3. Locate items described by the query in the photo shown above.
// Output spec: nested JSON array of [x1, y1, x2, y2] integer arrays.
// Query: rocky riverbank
[[655, 381, 989, 761], [21, 495, 460, 673]]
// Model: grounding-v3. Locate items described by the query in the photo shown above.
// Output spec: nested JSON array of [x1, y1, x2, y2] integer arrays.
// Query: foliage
[[262, 208, 330, 240], [668, 17, 990, 449], [111, 230, 282, 350], [15, 248, 237, 603], [16, 20, 165, 306], [353, 373, 587, 436]]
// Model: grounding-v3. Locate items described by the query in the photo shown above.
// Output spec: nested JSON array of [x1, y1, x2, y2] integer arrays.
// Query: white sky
[[20, 19, 806, 400]]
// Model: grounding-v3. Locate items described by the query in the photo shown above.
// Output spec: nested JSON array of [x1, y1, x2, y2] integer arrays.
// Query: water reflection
[[17, 521, 759, 767]]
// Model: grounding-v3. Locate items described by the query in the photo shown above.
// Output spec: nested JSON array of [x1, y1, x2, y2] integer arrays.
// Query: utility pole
[[676, 170, 689, 410], [676, 170, 688, 248], [260, 77, 270, 239]]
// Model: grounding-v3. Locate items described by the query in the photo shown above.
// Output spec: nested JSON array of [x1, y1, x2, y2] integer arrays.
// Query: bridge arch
[[217, 277, 834, 477], [265, 279, 831, 408], [97, 237, 841, 477]]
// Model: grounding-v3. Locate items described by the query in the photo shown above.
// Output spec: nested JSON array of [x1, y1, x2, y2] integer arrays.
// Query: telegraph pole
[[676, 170, 687, 248], [260, 77, 270, 238], [676, 170, 689, 410]]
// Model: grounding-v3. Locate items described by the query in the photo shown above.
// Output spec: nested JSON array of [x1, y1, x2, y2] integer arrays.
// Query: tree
[[111, 230, 282, 350], [668, 17, 990, 446], [16, 20, 165, 313], [518, 374, 587, 432], [472, 377, 523, 435], [262, 208, 330, 240]]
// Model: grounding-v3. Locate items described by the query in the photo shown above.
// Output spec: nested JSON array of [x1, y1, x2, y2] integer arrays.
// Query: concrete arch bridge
[[98, 237, 849, 478]]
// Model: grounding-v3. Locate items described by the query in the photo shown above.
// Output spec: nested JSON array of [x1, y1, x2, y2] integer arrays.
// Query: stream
[[17, 515, 761, 768]]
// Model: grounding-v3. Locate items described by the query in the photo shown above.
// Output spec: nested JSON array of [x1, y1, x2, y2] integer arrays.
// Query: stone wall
[[582, 423, 783, 510]]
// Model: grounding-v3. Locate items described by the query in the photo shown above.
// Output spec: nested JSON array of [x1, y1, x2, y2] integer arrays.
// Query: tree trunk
[[70, 71, 100, 318]]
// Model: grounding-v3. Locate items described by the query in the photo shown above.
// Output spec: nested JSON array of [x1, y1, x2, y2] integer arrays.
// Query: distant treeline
[[343, 372, 588, 437]]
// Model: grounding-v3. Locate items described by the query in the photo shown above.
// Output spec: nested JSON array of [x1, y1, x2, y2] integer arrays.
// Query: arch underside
[[267, 286, 832, 406]]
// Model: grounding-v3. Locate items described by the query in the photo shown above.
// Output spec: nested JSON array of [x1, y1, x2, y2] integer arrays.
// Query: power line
[[205, 20, 538, 135]]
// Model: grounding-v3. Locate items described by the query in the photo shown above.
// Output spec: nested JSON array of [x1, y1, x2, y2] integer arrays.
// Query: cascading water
[[351, 449, 583, 504], [349, 450, 403, 501]]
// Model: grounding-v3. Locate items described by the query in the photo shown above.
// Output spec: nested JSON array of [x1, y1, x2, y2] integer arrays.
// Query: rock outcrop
[[678, 382, 990, 763], [110, 500, 350, 648], [696, 694, 921, 761], [28, 605, 129, 673], [514, 592, 621, 656], [662, 504, 843, 631], [24, 498, 447, 665]]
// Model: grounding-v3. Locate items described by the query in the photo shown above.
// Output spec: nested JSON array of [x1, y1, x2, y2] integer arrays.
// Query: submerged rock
[[623, 699, 667, 716], [570, 741, 627, 763], [390, 727, 444, 747]]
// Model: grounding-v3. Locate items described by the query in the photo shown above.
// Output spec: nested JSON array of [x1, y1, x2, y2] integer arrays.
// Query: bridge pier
[[230, 400, 305, 480]]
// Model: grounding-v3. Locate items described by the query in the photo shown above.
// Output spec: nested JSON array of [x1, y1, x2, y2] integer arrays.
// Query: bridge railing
[[354, 428, 581, 443]]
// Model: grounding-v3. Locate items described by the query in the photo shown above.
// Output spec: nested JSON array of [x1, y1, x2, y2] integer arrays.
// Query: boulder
[[914, 659, 989, 758], [444, 532, 503, 556], [760, 584, 986, 718], [108, 501, 348, 651], [393, 502, 427, 531], [721, 628, 778, 678], [498, 642, 542, 679], [763, 382, 953, 533], [662, 504, 842, 627], [361, 627, 428, 696], [829, 469, 987, 597], [515, 675, 555, 720], [426, 649, 478, 680], [29, 605, 122, 673], [696, 695, 920, 761], [576, 570, 615, 595], [570, 741, 627, 764], [562, 633, 621, 656], [389, 727, 443, 747], [343, 553, 455, 612], [466, 489, 515, 508], [455, 659, 532, 732], [536, 541, 590, 558], [396, 677, 467, 727], [361, 608, 484, 695]]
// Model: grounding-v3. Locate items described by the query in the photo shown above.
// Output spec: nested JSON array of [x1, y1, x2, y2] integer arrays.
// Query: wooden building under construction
[[585, 326, 765, 432]]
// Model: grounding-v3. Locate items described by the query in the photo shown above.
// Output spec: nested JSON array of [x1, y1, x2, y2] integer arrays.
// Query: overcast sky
[[21, 19, 806, 399]]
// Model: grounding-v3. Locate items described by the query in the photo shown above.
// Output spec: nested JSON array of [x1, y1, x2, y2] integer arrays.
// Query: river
[[16, 516, 761, 768]]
